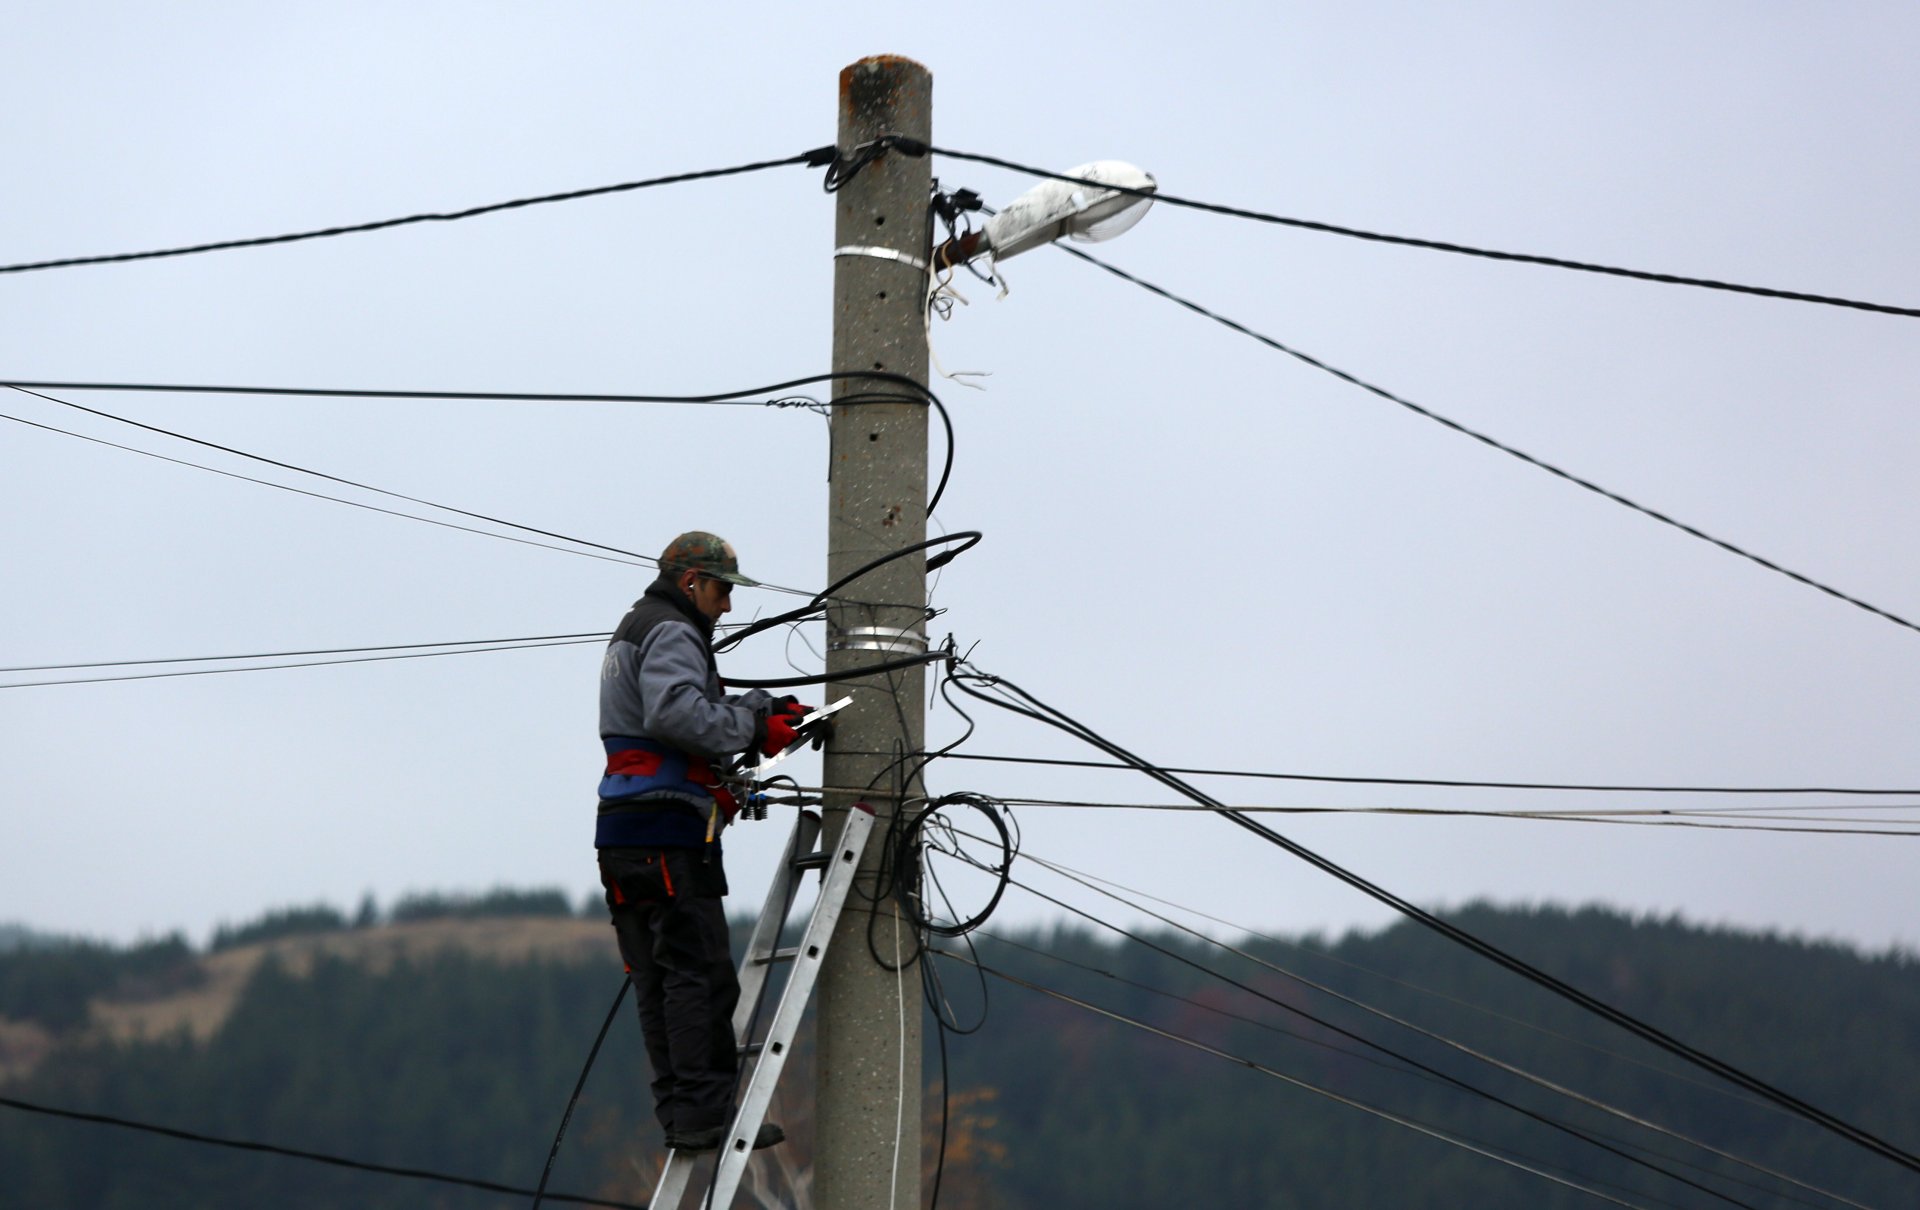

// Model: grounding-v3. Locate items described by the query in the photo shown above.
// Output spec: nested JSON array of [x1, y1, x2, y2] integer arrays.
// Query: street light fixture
[[934, 160, 1156, 269]]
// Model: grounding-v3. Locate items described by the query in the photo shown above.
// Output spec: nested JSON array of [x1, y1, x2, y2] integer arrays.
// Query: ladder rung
[[752, 946, 800, 966], [791, 851, 830, 871]]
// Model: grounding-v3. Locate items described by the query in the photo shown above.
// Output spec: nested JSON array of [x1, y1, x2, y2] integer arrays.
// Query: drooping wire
[[1052, 245, 1920, 640], [991, 848, 1815, 1119], [719, 533, 977, 697], [0, 147, 838, 275], [944, 850, 1756, 1209], [1000, 842, 1876, 1210], [0, 631, 608, 674], [982, 796, 1920, 837], [967, 930, 1840, 1210], [0, 407, 658, 573], [944, 959, 1664, 1210], [714, 531, 979, 655], [904, 139, 1920, 319], [936, 750, 1920, 797], [946, 662, 1920, 1178], [896, 794, 1015, 939], [530, 977, 631, 1210], [0, 636, 603, 690], [5, 371, 956, 568], [0, 1093, 643, 1209], [0, 551, 972, 694]]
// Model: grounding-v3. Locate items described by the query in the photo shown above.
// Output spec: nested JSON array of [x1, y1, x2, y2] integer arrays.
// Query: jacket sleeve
[[636, 621, 760, 759], [726, 687, 774, 714]]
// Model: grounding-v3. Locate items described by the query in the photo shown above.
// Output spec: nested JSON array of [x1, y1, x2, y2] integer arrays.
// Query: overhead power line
[[948, 957, 1661, 1210], [937, 751, 1920, 797], [969, 865, 1755, 1208], [2, 371, 956, 518], [910, 140, 1920, 319], [977, 935, 1846, 1210], [947, 664, 1920, 1178], [0, 631, 609, 674], [0, 148, 835, 275], [3, 377, 952, 613], [987, 796, 1920, 838], [0, 1093, 643, 1210], [0, 637, 601, 689], [0, 405, 661, 574], [998, 845, 1877, 1210], [991, 847, 1804, 1120], [1053, 244, 1920, 641]]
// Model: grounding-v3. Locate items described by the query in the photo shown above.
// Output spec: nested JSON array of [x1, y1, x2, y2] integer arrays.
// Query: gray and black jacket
[[596, 575, 773, 849]]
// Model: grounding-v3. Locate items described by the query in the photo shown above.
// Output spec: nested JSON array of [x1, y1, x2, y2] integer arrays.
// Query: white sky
[[3, 3, 1917, 954]]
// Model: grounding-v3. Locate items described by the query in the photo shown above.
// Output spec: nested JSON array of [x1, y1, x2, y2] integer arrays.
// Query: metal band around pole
[[833, 244, 930, 273], [827, 625, 929, 655]]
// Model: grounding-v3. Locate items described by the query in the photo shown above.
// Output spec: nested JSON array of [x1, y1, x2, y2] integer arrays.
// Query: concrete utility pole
[[817, 55, 931, 1210]]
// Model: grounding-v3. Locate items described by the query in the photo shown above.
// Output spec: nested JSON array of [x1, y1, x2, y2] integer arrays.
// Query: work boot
[[666, 1122, 786, 1152]]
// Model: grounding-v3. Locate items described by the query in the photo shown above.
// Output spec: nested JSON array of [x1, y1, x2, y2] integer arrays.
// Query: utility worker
[[595, 532, 811, 1152]]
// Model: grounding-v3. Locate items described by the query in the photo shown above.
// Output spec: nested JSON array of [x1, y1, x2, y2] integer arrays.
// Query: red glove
[[759, 705, 810, 757]]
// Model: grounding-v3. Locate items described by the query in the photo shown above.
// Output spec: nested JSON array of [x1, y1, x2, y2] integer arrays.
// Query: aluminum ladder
[[649, 803, 875, 1209]]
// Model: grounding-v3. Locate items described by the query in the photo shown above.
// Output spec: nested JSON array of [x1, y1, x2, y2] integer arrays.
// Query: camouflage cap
[[659, 531, 758, 586]]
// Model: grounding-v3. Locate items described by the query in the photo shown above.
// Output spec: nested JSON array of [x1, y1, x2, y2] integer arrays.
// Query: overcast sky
[[4, 3, 1917, 955]]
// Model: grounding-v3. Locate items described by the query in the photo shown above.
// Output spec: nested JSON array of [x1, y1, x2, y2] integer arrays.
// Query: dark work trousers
[[599, 846, 740, 1135]]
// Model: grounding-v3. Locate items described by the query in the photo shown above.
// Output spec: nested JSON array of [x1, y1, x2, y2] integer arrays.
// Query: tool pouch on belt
[[600, 848, 728, 911]]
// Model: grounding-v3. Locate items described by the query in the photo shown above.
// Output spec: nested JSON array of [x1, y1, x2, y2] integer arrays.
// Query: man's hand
[[758, 702, 812, 757]]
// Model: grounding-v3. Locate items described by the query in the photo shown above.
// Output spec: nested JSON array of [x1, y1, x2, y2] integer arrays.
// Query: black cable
[[0, 1093, 643, 1209], [5, 374, 954, 582], [7, 375, 954, 518], [1006, 845, 1877, 1210], [1005, 847, 1860, 1126], [724, 650, 951, 690], [951, 960, 1665, 1210], [986, 797, 1920, 838], [2, 637, 600, 689], [1055, 245, 1920, 641], [1029, 856, 1881, 1210], [970, 919, 1829, 1210], [0, 407, 661, 572], [936, 751, 1920, 797], [967, 861, 1754, 1209], [823, 138, 895, 193], [530, 977, 630, 1210], [987, 923, 1846, 1210], [1, 631, 609, 674], [0, 148, 837, 275], [925, 958, 955, 1210], [896, 794, 1014, 939], [1003, 850, 1803, 1125], [713, 531, 980, 656], [974, 928, 1438, 1079], [831, 386, 960, 519], [903, 139, 1920, 319], [946, 665, 1920, 1179], [921, 930, 996, 1210]]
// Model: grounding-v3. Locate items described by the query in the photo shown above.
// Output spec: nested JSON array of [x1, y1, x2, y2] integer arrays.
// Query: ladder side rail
[[707, 807, 877, 1207], [732, 809, 822, 1036], [649, 808, 839, 1210]]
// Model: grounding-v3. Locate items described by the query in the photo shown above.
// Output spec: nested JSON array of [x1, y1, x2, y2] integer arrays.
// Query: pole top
[[840, 56, 931, 119]]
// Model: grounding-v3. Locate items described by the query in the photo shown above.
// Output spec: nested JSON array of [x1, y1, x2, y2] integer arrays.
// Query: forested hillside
[[2, 898, 1917, 1208]]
